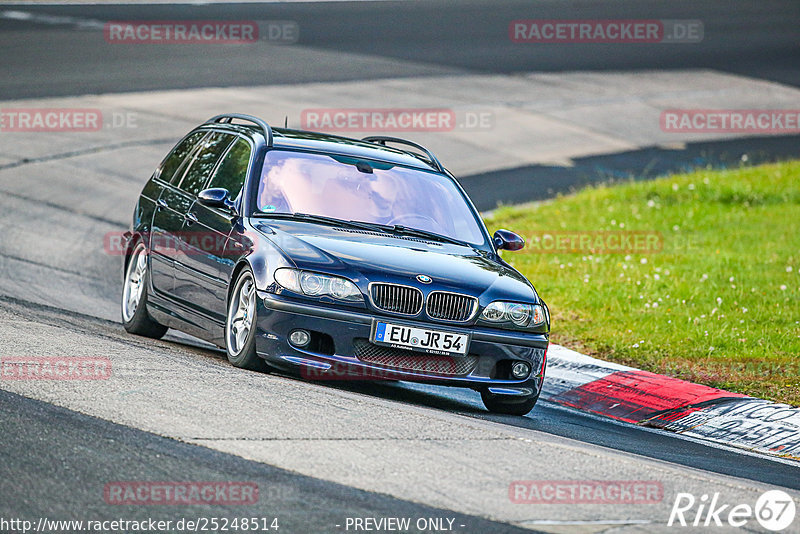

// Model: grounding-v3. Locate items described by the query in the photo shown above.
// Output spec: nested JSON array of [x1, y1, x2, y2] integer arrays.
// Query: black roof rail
[[361, 136, 445, 173], [206, 114, 273, 146]]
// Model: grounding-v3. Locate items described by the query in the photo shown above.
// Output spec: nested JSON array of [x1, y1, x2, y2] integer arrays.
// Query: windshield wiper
[[253, 211, 388, 233], [387, 225, 469, 247], [254, 212, 470, 247]]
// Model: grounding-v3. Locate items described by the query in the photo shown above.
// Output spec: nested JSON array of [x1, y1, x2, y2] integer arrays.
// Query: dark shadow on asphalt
[[462, 134, 800, 211], [5, 1, 799, 94], [305, 379, 487, 414]]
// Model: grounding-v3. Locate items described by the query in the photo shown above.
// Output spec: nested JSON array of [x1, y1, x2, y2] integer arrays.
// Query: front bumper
[[255, 292, 548, 396]]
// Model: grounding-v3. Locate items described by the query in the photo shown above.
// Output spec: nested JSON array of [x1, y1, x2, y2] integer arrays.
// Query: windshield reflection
[[257, 150, 486, 245]]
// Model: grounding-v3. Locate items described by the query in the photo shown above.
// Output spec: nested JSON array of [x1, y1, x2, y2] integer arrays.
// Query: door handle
[[184, 212, 198, 224], [156, 198, 168, 209]]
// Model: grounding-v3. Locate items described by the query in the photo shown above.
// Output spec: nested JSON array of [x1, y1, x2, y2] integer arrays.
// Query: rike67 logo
[[669, 490, 796, 531]]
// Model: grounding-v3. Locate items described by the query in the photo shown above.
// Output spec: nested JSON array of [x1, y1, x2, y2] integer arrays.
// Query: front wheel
[[481, 389, 539, 416], [225, 268, 268, 371], [121, 241, 168, 339]]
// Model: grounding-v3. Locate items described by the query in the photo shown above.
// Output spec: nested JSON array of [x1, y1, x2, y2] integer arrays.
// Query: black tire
[[121, 241, 168, 339], [481, 389, 539, 416], [225, 268, 268, 371]]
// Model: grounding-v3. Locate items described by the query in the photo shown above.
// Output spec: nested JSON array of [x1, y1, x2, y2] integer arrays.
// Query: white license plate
[[372, 321, 469, 356]]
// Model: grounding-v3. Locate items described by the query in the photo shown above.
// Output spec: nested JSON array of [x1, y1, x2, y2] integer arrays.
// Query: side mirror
[[198, 188, 234, 211], [493, 229, 525, 251]]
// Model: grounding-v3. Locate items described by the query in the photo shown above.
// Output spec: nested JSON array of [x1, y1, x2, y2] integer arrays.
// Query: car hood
[[255, 221, 539, 302]]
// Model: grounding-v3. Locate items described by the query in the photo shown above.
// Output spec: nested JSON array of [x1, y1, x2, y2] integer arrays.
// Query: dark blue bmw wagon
[[122, 113, 550, 415]]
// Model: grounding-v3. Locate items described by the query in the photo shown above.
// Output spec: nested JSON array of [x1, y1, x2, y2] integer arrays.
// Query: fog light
[[289, 329, 310, 347], [511, 361, 530, 379]]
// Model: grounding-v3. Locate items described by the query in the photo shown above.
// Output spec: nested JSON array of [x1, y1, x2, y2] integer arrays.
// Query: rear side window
[[178, 132, 235, 196], [159, 131, 207, 184], [206, 138, 252, 200]]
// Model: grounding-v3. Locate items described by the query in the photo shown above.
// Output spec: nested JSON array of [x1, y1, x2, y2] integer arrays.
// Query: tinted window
[[159, 131, 207, 184], [207, 138, 252, 200], [178, 132, 235, 196], [257, 150, 486, 245]]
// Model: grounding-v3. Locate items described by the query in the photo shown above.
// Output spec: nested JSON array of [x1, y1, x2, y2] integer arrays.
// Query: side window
[[159, 131, 207, 184], [207, 138, 252, 200], [177, 132, 235, 196]]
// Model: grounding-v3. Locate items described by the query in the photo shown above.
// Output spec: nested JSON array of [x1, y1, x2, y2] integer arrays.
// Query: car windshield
[[255, 150, 487, 245]]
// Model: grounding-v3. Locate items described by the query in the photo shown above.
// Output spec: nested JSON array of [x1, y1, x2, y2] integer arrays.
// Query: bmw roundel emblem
[[416, 274, 432, 284]]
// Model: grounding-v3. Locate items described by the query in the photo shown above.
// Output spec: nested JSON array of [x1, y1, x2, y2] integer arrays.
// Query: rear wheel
[[481, 389, 539, 416], [121, 241, 168, 339], [225, 268, 268, 371]]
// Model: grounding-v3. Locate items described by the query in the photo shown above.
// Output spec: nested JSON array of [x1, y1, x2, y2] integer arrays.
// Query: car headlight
[[480, 301, 546, 328], [274, 268, 362, 302]]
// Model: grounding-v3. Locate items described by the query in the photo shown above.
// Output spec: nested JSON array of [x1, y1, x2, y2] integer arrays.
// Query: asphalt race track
[[0, 0, 799, 99], [1, 1, 799, 532], [1, 388, 535, 533]]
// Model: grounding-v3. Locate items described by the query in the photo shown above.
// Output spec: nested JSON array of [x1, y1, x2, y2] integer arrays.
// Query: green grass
[[485, 161, 800, 406]]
